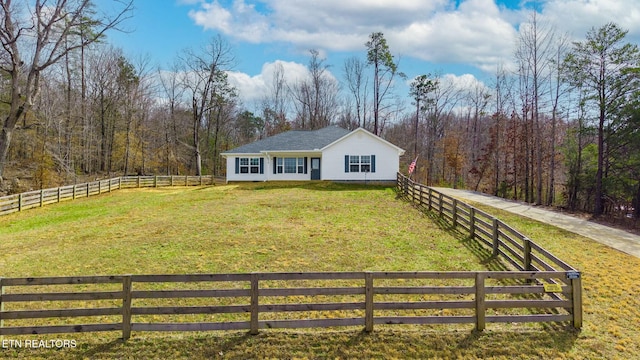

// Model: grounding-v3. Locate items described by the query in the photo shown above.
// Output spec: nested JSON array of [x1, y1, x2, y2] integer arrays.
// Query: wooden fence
[[396, 173, 580, 274], [0, 174, 582, 339], [0, 175, 216, 216], [0, 270, 581, 339], [396, 173, 582, 321]]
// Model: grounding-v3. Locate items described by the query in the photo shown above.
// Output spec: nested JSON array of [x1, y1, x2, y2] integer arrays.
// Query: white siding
[[225, 155, 318, 182], [224, 128, 403, 182], [321, 129, 401, 181], [225, 155, 268, 182]]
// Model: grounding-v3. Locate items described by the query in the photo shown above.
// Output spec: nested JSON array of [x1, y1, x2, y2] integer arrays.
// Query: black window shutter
[[304, 157, 308, 174], [273, 157, 277, 174], [371, 155, 376, 173], [344, 155, 349, 173], [235, 158, 240, 174], [260, 158, 264, 174]]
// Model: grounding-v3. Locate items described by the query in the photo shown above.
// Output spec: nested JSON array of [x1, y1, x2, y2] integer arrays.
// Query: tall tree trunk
[[595, 108, 605, 215], [633, 180, 640, 219], [547, 111, 557, 205], [193, 108, 202, 176], [0, 126, 15, 180]]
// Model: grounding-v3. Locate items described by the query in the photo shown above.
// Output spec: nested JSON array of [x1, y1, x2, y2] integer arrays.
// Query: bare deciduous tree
[[0, 0, 132, 181], [178, 35, 236, 176], [290, 50, 340, 130], [343, 56, 368, 128]]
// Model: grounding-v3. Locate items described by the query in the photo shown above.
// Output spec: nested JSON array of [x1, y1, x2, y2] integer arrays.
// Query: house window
[[276, 157, 283, 173], [284, 158, 297, 173], [345, 155, 376, 173], [250, 158, 260, 173], [276, 157, 306, 174], [349, 156, 360, 172], [239, 158, 249, 173], [349, 155, 370, 172], [237, 157, 262, 174], [360, 155, 371, 172]]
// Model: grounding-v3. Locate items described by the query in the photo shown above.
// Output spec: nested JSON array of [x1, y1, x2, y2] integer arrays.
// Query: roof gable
[[322, 127, 405, 154]]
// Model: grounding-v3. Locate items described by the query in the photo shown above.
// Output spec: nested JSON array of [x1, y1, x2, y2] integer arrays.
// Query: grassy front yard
[[0, 182, 638, 359]]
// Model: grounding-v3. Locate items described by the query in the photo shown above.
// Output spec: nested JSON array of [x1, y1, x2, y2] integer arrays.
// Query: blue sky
[[104, 0, 640, 104]]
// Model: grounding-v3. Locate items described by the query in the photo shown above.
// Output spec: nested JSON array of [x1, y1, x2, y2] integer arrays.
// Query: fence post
[[200, 176, 203, 186], [137, 176, 141, 188], [438, 193, 444, 217], [475, 273, 486, 331], [571, 275, 583, 329], [40, 190, 44, 207], [250, 273, 259, 335], [1, 278, 4, 330], [469, 208, 476, 239], [98, 181, 102, 195], [171, 176, 174, 187], [73, 185, 76, 200], [524, 239, 532, 271], [122, 276, 132, 340], [427, 188, 433, 211], [492, 218, 499, 256], [364, 272, 374, 332], [452, 199, 458, 227], [18, 193, 22, 212], [57, 187, 61, 203], [86, 183, 89, 197], [108, 179, 112, 193], [154, 176, 158, 188]]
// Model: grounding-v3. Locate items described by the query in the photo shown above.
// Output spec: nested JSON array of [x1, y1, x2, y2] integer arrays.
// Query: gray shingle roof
[[222, 126, 352, 154]]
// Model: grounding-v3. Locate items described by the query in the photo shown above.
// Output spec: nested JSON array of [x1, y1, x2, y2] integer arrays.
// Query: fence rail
[[396, 173, 578, 274], [395, 173, 581, 324], [0, 174, 581, 339], [0, 175, 217, 216], [0, 270, 581, 339]]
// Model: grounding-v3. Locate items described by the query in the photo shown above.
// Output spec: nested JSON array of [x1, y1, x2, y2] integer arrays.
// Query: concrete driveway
[[432, 187, 640, 258]]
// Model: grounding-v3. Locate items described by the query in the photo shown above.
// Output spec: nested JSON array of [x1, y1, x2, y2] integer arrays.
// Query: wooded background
[[1, 1, 639, 221]]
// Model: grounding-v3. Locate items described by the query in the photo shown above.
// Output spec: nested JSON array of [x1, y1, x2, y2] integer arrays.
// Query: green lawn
[[0, 182, 484, 276], [0, 182, 638, 359]]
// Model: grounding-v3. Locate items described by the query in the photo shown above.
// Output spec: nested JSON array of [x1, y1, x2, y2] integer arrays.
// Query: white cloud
[[188, 0, 640, 77], [540, 0, 640, 41], [392, 0, 517, 72], [189, 0, 270, 43], [189, 1, 233, 33], [188, 0, 517, 74], [226, 60, 318, 104], [441, 73, 488, 92]]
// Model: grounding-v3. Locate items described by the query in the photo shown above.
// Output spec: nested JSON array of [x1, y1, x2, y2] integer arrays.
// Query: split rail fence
[[0, 174, 581, 339], [0, 175, 216, 216], [0, 269, 581, 340]]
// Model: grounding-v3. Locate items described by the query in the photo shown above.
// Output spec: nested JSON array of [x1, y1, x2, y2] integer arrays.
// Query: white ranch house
[[221, 126, 405, 182]]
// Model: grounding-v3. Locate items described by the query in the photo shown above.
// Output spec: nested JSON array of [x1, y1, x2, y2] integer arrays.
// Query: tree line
[[387, 16, 640, 221], [1, 1, 639, 221]]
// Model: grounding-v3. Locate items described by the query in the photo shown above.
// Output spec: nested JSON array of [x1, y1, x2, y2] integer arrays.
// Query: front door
[[311, 158, 321, 180]]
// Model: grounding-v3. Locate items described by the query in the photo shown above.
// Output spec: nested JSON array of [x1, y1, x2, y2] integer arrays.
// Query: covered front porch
[[264, 151, 322, 181]]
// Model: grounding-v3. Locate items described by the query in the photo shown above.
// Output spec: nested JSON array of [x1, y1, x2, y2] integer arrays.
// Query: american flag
[[408, 156, 418, 175]]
